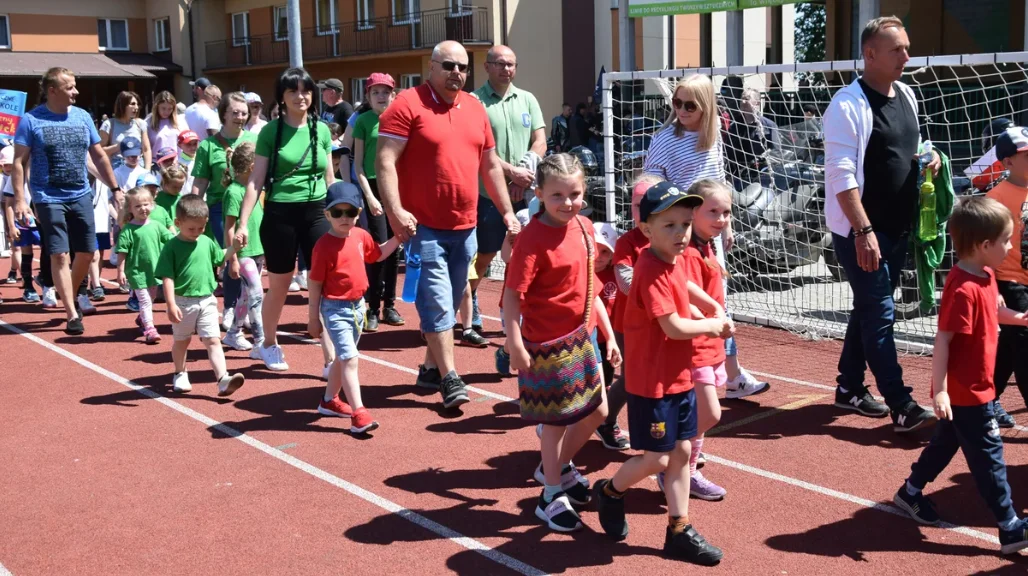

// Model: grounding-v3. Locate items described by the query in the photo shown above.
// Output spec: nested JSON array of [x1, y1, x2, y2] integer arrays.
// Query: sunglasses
[[434, 60, 469, 73], [329, 206, 360, 219], [673, 99, 699, 113]]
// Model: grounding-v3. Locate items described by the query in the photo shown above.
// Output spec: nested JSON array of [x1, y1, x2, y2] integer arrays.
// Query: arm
[[502, 288, 531, 371], [163, 277, 182, 323], [931, 330, 954, 421], [837, 188, 880, 272], [375, 236, 401, 262], [117, 256, 127, 287], [192, 177, 210, 199], [656, 312, 725, 341], [594, 297, 622, 369], [375, 136, 416, 242], [307, 279, 323, 339], [998, 306, 1028, 326], [224, 214, 241, 279], [3, 198, 19, 243], [340, 124, 355, 184], [235, 154, 269, 245], [480, 149, 518, 234], [11, 145, 32, 222], [88, 144, 119, 191], [98, 128, 120, 158], [324, 142, 336, 187], [353, 138, 380, 215], [686, 280, 725, 317], [140, 126, 153, 170], [614, 263, 633, 295], [500, 232, 516, 263]]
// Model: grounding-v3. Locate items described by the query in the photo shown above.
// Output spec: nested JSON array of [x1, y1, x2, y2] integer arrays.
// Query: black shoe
[[834, 384, 889, 417], [381, 307, 405, 326], [993, 399, 1016, 428], [440, 373, 470, 408], [1000, 518, 1028, 555], [593, 479, 628, 541], [89, 286, 105, 302], [663, 525, 723, 566], [891, 401, 936, 433], [892, 485, 941, 526], [416, 365, 442, 390], [5, 271, 17, 285], [459, 328, 489, 348], [534, 489, 582, 532], [364, 312, 379, 333], [65, 316, 84, 336], [594, 423, 629, 450]]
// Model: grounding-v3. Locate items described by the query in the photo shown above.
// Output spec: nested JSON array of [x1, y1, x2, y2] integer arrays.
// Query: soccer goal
[[601, 52, 1028, 351]]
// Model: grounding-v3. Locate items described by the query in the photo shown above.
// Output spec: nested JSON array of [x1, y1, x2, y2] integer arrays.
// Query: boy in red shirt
[[893, 196, 1028, 554], [594, 181, 729, 566], [308, 182, 399, 434], [593, 220, 625, 449]]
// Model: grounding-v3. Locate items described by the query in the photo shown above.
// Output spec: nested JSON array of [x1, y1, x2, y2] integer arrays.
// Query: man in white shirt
[[184, 81, 222, 138]]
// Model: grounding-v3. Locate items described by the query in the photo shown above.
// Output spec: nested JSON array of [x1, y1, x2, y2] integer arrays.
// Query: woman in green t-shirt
[[235, 67, 335, 372]]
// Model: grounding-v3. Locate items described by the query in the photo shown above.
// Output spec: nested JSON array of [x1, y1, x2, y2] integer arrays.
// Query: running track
[[1, 265, 1026, 575]]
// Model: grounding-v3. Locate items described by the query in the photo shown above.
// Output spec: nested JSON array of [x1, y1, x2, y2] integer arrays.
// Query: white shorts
[[172, 294, 220, 341]]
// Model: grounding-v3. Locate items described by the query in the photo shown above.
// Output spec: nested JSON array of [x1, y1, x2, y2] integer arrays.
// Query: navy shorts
[[627, 389, 698, 453], [34, 193, 97, 255], [475, 196, 525, 255], [96, 231, 112, 251]]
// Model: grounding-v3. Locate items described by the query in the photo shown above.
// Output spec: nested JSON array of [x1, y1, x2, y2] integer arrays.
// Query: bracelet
[[854, 226, 873, 237]]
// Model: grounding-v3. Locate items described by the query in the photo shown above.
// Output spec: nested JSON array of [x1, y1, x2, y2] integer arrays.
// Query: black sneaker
[[364, 312, 379, 333], [381, 307, 405, 326], [993, 399, 1016, 428], [534, 490, 582, 532], [834, 384, 889, 417], [593, 479, 628, 540], [459, 328, 489, 348], [892, 486, 941, 525], [65, 316, 84, 336], [89, 286, 105, 302], [999, 518, 1028, 555], [5, 271, 17, 285], [594, 423, 629, 450], [416, 365, 442, 390], [891, 401, 936, 433], [440, 373, 470, 408], [663, 525, 723, 566]]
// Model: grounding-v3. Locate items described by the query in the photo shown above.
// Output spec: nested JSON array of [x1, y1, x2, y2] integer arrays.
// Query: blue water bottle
[[401, 241, 421, 303]]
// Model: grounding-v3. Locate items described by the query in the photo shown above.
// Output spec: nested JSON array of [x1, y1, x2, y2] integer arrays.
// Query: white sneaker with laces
[[221, 307, 235, 332], [297, 270, 308, 291], [259, 344, 289, 371], [725, 370, 770, 399], [222, 330, 253, 351], [41, 287, 58, 308], [248, 340, 264, 360], [172, 372, 192, 393], [76, 294, 96, 315], [288, 277, 301, 292]]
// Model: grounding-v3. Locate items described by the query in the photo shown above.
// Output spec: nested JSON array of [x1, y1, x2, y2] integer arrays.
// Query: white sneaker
[[172, 371, 192, 393], [76, 294, 97, 316], [41, 287, 58, 308], [725, 371, 770, 399], [259, 344, 289, 371], [109, 252, 119, 267], [288, 277, 301, 292], [248, 340, 264, 360], [221, 307, 235, 332], [297, 270, 308, 290], [222, 330, 253, 351], [217, 373, 245, 397]]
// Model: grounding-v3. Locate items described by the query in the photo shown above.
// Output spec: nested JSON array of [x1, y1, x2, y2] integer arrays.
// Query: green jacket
[[911, 149, 955, 313]]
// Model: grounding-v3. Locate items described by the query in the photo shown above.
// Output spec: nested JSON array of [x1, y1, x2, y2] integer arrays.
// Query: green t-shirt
[[255, 118, 332, 204], [155, 235, 226, 298], [471, 82, 545, 198], [155, 191, 180, 221], [149, 204, 173, 231], [116, 220, 175, 290], [352, 110, 381, 180], [190, 131, 259, 206], [223, 181, 263, 259]]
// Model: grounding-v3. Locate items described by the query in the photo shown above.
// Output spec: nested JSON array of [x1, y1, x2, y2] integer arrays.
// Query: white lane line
[[0, 319, 546, 576], [0, 561, 13, 576]]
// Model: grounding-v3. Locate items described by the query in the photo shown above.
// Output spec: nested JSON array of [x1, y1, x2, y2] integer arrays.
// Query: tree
[[795, 2, 826, 64]]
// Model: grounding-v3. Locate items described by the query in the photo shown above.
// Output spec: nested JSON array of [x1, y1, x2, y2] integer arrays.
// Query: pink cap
[[367, 73, 396, 91]]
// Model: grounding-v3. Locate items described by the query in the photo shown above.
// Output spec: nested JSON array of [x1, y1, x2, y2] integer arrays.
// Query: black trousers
[[362, 179, 398, 312], [995, 281, 1028, 406]]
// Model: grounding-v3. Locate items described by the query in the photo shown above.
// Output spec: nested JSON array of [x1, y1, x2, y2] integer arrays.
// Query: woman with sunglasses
[[235, 67, 336, 373]]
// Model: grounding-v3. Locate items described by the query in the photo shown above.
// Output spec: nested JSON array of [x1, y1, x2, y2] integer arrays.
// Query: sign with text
[[0, 90, 27, 138], [628, 0, 738, 17], [738, 0, 804, 7]]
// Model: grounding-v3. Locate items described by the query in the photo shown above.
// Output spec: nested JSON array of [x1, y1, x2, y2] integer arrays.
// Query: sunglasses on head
[[435, 60, 469, 73], [329, 206, 360, 219], [673, 99, 699, 113]]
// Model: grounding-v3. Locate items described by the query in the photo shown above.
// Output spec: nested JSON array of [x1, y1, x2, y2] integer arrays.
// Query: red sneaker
[[351, 407, 379, 434], [318, 395, 353, 418]]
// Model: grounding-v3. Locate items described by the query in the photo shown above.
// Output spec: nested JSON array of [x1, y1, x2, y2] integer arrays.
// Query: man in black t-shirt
[[317, 78, 355, 125]]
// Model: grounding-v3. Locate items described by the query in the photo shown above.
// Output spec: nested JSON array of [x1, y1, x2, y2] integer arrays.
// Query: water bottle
[[401, 242, 421, 303], [918, 141, 938, 242]]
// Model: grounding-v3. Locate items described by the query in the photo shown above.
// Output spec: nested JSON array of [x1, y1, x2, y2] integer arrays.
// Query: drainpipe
[[500, 0, 507, 45], [188, 0, 197, 83]]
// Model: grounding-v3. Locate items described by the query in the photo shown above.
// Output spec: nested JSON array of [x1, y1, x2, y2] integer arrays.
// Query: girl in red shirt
[[504, 153, 621, 533]]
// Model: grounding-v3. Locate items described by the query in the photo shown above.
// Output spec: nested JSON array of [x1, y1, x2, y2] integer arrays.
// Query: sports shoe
[[76, 294, 97, 316], [22, 289, 40, 303], [5, 271, 17, 284], [126, 292, 139, 312], [288, 276, 301, 292], [350, 407, 380, 433], [834, 383, 889, 417], [593, 479, 629, 540], [495, 347, 512, 376], [248, 344, 264, 361], [891, 401, 936, 433], [993, 399, 1016, 428], [725, 371, 770, 399], [41, 287, 58, 308], [222, 330, 253, 351], [440, 373, 470, 408], [296, 270, 308, 290], [459, 329, 488, 348], [217, 373, 245, 397], [594, 423, 630, 450], [381, 307, 404, 326], [65, 316, 84, 336], [118, 283, 131, 295], [172, 371, 192, 393], [697, 452, 706, 469], [892, 486, 940, 526], [221, 307, 235, 332], [690, 471, 726, 501], [1000, 518, 1028, 555], [534, 490, 582, 532], [416, 365, 442, 390], [89, 286, 105, 302], [533, 462, 590, 506], [364, 312, 379, 333], [471, 291, 483, 332], [143, 327, 161, 345], [318, 395, 353, 418], [258, 344, 289, 371], [663, 524, 723, 566]]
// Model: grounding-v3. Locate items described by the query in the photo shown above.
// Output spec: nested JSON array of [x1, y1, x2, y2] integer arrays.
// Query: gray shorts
[[172, 294, 220, 341]]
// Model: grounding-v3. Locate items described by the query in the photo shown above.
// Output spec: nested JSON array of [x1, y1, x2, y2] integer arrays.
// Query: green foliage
[[795, 2, 826, 64]]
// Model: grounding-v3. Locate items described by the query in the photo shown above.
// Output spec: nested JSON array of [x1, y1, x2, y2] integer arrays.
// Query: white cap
[[593, 221, 618, 252], [0, 145, 12, 166], [245, 92, 263, 104]]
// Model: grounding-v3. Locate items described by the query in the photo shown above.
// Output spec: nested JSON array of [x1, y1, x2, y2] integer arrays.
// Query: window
[[449, 0, 471, 16], [315, 0, 337, 35], [351, 78, 367, 105], [98, 18, 129, 51], [392, 0, 420, 24], [273, 6, 288, 41], [231, 12, 249, 47], [0, 15, 9, 49], [400, 74, 421, 89], [356, 0, 374, 29], [154, 18, 171, 52]]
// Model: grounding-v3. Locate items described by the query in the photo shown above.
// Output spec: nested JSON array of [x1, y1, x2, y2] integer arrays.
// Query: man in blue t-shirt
[[11, 67, 121, 335]]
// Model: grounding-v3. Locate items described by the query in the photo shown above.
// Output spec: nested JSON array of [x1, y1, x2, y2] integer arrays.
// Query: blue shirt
[[14, 105, 100, 204]]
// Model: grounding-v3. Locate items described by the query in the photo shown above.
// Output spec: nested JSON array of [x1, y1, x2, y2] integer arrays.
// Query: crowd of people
[[2, 16, 1027, 565]]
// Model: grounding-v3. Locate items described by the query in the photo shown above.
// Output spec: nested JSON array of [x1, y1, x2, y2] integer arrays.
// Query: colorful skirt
[[518, 324, 603, 425]]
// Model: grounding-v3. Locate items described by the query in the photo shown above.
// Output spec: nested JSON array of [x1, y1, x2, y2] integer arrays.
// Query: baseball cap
[[155, 147, 177, 164], [593, 221, 619, 252], [995, 126, 1028, 161], [318, 78, 345, 91], [120, 136, 142, 157], [245, 92, 263, 105], [177, 130, 199, 145], [190, 77, 212, 89], [325, 181, 363, 210], [0, 145, 13, 166], [528, 196, 541, 217], [136, 172, 161, 188], [638, 181, 703, 222], [367, 73, 396, 90]]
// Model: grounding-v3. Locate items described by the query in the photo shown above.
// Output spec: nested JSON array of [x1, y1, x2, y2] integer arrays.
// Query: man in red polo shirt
[[377, 40, 519, 410]]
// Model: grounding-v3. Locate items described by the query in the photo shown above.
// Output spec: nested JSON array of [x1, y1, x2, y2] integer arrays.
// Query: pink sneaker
[[690, 471, 726, 501], [143, 327, 161, 345]]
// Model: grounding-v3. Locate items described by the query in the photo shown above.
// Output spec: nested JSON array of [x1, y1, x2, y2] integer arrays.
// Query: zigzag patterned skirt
[[518, 324, 603, 426]]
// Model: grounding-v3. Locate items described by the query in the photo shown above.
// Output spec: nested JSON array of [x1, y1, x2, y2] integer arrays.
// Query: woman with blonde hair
[[147, 91, 182, 153]]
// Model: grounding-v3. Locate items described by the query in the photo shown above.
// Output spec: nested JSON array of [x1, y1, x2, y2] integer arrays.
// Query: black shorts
[[627, 389, 698, 453], [35, 194, 97, 255], [260, 199, 330, 275]]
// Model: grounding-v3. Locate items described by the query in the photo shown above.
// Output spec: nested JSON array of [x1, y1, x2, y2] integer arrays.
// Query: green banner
[[738, 0, 804, 7], [627, 0, 738, 17]]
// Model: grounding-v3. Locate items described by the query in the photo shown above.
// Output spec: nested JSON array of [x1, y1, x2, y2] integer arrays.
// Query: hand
[[932, 390, 953, 421], [502, 211, 521, 236], [508, 184, 525, 204], [8, 225, 20, 243], [117, 272, 128, 287], [229, 258, 241, 280], [509, 346, 532, 372], [721, 316, 736, 339], [367, 197, 384, 217], [387, 207, 418, 243], [509, 166, 535, 189], [13, 199, 32, 226], [722, 224, 734, 252], [167, 304, 183, 324], [234, 228, 249, 249], [606, 341, 623, 369], [308, 316, 322, 340], [855, 232, 881, 272], [924, 150, 941, 178]]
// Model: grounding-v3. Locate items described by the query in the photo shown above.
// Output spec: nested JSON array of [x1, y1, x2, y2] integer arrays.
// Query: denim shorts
[[34, 193, 97, 255], [409, 225, 476, 333], [321, 297, 365, 361]]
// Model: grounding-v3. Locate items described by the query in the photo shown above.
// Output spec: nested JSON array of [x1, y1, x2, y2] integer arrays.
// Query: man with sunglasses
[[377, 40, 520, 410]]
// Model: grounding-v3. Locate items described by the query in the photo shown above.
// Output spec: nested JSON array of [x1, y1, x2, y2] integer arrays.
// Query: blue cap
[[325, 181, 363, 210], [638, 181, 703, 222], [136, 172, 160, 188], [120, 136, 142, 156]]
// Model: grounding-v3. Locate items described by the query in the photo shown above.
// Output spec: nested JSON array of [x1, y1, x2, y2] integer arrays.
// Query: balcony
[[205, 6, 492, 71]]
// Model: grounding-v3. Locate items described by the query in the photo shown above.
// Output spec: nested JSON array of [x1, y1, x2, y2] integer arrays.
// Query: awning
[[0, 52, 181, 79]]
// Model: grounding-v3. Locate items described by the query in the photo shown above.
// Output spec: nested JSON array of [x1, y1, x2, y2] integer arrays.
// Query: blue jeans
[[410, 226, 476, 333], [832, 231, 914, 409]]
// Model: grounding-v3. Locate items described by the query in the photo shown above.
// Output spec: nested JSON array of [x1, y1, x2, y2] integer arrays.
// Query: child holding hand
[[117, 186, 174, 344]]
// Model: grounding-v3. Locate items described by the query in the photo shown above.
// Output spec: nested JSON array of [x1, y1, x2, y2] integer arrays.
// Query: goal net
[[601, 52, 1028, 351]]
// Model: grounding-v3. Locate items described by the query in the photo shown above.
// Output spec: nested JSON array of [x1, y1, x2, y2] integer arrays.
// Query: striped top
[[643, 125, 726, 190]]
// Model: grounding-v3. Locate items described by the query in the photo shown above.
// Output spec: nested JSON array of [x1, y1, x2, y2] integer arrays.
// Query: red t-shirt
[[683, 241, 726, 368], [937, 265, 999, 406], [596, 266, 617, 343], [309, 229, 382, 301], [378, 84, 496, 231], [623, 250, 694, 399], [505, 215, 597, 343], [612, 227, 649, 333]]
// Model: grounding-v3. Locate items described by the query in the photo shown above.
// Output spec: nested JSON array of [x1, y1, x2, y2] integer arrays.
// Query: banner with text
[[0, 90, 27, 138], [628, 0, 737, 17], [738, 0, 804, 7]]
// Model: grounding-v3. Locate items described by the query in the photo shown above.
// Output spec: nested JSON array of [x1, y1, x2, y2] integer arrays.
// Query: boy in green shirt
[[155, 195, 244, 396]]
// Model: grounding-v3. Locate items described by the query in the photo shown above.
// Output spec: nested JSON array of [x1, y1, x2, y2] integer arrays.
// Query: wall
[[506, 0, 564, 122], [0, 0, 146, 18], [593, 0, 613, 76], [6, 13, 147, 53], [674, 13, 701, 68], [560, 0, 594, 113], [641, 15, 667, 71]]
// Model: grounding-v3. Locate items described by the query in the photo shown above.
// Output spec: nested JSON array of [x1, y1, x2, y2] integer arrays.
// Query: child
[[155, 194, 244, 396], [493, 202, 534, 376], [307, 182, 399, 434], [156, 164, 187, 227], [2, 145, 20, 287], [154, 146, 178, 173], [3, 177, 41, 303], [109, 136, 146, 270], [592, 220, 625, 449], [136, 172, 173, 231], [893, 196, 1028, 555], [593, 181, 728, 565], [503, 154, 621, 532], [455, 266, 488, 347], [984, 125, 1028, 426], [177, 130, 200, 194], [117, 186, 174, 344], [221, 141, 266, 353]]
